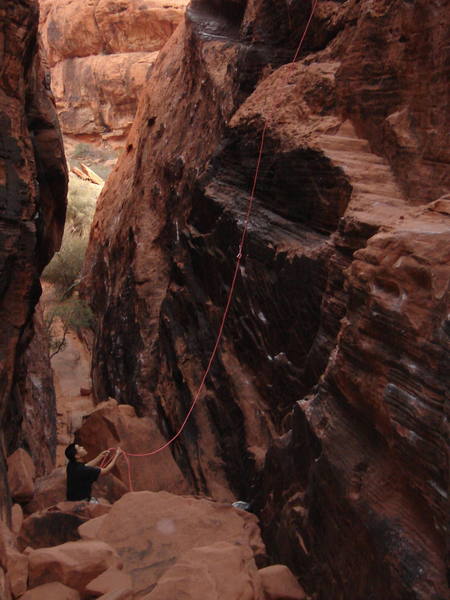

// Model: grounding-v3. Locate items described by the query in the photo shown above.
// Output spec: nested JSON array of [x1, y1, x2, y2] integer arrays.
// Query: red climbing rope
[[103, 0, 318, 491], [126, 122, 267, 462], [292, 0, 318, 64]]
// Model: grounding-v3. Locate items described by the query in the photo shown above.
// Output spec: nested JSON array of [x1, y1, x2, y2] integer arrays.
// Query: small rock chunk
[[7, 449, 36, 503], [19, 582, 80, 600], [258, 564, 306, 600]]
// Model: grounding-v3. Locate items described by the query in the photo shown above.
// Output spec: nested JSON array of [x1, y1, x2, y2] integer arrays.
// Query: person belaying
[[65, 443, 121, 502]]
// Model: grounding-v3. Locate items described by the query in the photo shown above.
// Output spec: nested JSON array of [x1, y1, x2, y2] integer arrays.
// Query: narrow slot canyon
[[0, 1, 448, 599]]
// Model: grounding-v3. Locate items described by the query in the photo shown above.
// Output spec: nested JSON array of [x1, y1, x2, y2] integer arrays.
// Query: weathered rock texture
[[83, 491, 266, 597], [0, 0, 67, 521], [75, 400, 190, 494], [8, 307, 57, 477], [28, 539, 121, 592], [83, 0, 449, 598], [39, 0, 188, 146]]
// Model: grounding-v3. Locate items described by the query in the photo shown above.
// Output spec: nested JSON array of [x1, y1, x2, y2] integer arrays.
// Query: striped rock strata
[[0, 0, 67, 520], [83, 0, 449, 597]]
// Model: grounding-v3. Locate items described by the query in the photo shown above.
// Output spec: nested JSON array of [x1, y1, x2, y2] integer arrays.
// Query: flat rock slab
[[93, 491, 266, 597], [19, 509, 86, 550], [18, 501, 111, 550], [85, 567, 132, 597], [258, 565, 306, 600], [28, 540, 120, 593], [7, 448, 36, 503], [20, 582, 80, 600], [142, 541, 264, 600], [96, 589, 133, 600]]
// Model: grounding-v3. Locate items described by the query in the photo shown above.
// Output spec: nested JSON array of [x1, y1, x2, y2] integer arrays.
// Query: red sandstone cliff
[[39, 0, 188, 146], [0, 0, 67, 520], [83, 0, 449, 597]]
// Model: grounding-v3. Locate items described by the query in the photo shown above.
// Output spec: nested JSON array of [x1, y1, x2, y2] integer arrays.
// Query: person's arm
[[85, 450, 110, 467], [99, 447, 122, 476]]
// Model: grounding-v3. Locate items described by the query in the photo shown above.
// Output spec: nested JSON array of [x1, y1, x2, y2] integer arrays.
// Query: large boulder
[[23, 468, 66, 514], [20, 582, 80, 600], [96, 590, 132, 600], [0, 519, 28, 599], [142, 541, 264, 600], [0, 519, 16, 571], [0, 567, 12, 600], [6, 550, 28, 599], [85, 567, 132, 598], [7, 449, 36, 504], [28, 540, 121, 593], [89, 491, 266, 597], [258, 565, 306, 600], [11, 504, 24, 534], [76, 401, 190, 494], [18, 501, 111, 550], [78, 515, 107, 541]]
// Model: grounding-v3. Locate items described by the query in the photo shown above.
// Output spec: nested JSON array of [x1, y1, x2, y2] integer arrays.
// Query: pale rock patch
[[0, 565, 12, 600], [6, 550, 28, 598], [85, 567, 132, 597], [92, 491, 266, 597], [11, 504, 23, 535], [7, 449, 36, 503], [142, 541, 264, 600], [258, 564, 306, 600], [19, 582, 80, 600], [28, 540, 121, 593]]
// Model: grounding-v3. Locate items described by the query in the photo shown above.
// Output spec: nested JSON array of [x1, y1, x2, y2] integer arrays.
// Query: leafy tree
[[42, 174, 101, 357], [42, 175, 100, 296]]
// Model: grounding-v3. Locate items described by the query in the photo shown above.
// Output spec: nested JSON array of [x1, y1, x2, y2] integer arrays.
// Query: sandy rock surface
[[142, 541, 264, 600], [0, 566, 12, 600], [18, 501, 111, 550], [0, 518, 27, 599], [39, 0, 188, 145], [7, 449, 36, 504], [11, 504, 24, 534], [85, 567, 132, 598], [20, 582, 81, 600], [95, 588, 133, 600], [91, 491, 266, 596], [82, 0, 449, 597], [258, 565, 306, 600], [28, 539, 121, 592]]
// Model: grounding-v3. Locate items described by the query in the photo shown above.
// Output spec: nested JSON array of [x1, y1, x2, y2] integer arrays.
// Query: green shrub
[[66, 176, 98, 236], [42, 231, 89, 295], [42, 174, 99, 296], [45, 296, 95, 357], [71, 142, 93, 160], [47, 296, 95, 330], [89, 163, 112, 180], [71, 142, 118, 163]]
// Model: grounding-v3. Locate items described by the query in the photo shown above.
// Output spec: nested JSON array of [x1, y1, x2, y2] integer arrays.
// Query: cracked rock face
[[0, 0, 67, 521], [39, 0, 188, 146], [83, 0, 448, 597]]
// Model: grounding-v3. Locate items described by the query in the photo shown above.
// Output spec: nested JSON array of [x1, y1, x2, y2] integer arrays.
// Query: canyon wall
[[83, 0, 449, 598], [0, 0, 67, 520], [39, 0, 188, 146]]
